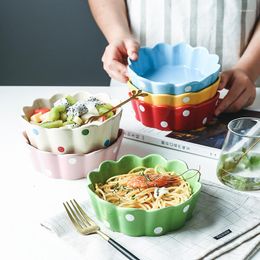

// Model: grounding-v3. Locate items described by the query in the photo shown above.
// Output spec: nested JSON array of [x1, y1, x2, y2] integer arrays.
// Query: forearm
[[88, 0, 132, 43], [235, 21, 260, 82]]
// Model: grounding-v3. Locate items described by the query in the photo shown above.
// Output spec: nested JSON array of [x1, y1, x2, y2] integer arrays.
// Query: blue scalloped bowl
[[128, 43, 221, 95]]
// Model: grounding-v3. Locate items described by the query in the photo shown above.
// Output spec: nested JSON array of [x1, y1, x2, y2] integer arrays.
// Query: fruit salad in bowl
[[22, 92, 122, 154], [29, 95, 115, 128]]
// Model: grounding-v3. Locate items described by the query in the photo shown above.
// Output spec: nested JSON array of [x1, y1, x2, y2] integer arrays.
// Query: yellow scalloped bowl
[[128, 77, 220, 107]]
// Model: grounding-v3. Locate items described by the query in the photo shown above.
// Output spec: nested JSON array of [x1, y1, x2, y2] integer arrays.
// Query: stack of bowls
[[127, 43, 221, 131], [21, 92, 123, 179]]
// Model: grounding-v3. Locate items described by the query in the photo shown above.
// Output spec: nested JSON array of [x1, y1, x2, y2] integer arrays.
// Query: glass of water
[[216, 117, 260, 191]]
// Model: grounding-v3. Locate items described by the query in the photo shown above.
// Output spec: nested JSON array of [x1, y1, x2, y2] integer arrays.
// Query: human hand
[[215, 69, 256, 116], [101, 37, 140, 82]]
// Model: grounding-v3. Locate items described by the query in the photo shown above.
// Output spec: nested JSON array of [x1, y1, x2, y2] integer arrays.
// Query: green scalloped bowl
[[86, 154, 201, 236]]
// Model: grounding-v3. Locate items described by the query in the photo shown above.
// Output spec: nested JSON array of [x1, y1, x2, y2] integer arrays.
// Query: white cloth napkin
[[41, 180, 260, 260]]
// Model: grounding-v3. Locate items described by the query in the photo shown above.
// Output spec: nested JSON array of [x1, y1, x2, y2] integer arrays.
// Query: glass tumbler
[[217, 117, 260, 191]]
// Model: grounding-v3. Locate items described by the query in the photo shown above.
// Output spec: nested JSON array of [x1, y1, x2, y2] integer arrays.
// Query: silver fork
[[63, 199, 140, 260]]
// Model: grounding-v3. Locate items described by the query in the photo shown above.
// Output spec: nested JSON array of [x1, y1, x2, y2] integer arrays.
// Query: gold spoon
[[85, 90, 147, 123]]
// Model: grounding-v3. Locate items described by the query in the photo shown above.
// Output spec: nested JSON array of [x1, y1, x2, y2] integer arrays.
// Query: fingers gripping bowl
[[87, 154, 201, 236], [22, 92, 122, 154]]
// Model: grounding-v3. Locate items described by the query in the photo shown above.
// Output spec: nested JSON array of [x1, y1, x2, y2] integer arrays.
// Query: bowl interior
[[129, 43, 220, 85], [22, 92, 121, 122], [87, 154, 201, 211]]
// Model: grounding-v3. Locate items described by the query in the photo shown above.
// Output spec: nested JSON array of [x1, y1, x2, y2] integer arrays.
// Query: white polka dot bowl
[[128, 77, 220, 107], [128, 42, 220, 95], [87, 154, 201, 236], [23, 129, 124, 180], [131, 92, 220, 131], [22, 92, 122, 154]]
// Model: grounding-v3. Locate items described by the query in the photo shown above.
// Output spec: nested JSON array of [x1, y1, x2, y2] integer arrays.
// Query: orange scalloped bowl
[[130, 92, 220, 131]]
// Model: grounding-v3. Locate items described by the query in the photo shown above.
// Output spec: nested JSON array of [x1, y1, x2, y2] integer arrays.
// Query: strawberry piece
[[33, 108, 50, 115]]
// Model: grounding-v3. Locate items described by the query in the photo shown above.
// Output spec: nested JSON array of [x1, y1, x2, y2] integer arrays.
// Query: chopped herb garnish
[[139, 171, 151, 181], [112, 183, 120, 192]]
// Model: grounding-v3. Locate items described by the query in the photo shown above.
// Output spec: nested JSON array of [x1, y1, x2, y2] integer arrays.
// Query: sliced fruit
[[40, 111, 50, 122], [33, 107, 50, 115], [66, 95, 77, 105], [30, 112, 42, 123], [40, 120, 63, 128], [73, 116, 83, 125], [60, 112, 67, 122], [48, 105, 66, 122], [55, 105, 66, 113]]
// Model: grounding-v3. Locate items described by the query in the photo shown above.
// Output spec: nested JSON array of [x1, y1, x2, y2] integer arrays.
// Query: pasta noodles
[[94, 165, 192, 210]]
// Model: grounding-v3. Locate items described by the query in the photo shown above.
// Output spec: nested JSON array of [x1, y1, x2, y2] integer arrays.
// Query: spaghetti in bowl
[[87, 154, 201, 236]]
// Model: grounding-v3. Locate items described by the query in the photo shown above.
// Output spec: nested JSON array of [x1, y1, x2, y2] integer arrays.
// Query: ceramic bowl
[[131, 92, 219, 131], [128, 43, 220, 95], [23, 129, 124, 180], [22, 92, 122, 154], [87, 154, 201, 236], [128, 77, 220, 107]]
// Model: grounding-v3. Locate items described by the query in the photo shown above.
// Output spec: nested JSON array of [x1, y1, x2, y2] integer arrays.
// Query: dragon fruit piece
[[67, 101, 89, 117], [86, 96, 104, 106], [54, 97, 70, 108]]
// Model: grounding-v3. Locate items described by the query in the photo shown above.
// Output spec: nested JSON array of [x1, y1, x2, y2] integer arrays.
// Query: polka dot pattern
[[139, 105, 145, 112], [183, 110, 190, 117], [58, 146, 65, 153], [32, 129, 39, 135], [104, 139, 110, 147], [125, 214, 135, 222], [160, 121, 168, 128], [202, 117, 207, 125], [185, 86, 192, 92], [68, 158, 77, 165], [182, 97, 190, 103], [183, 205, 190, 213], [82, 129, 89, 136], [154, 227, 163, 235]]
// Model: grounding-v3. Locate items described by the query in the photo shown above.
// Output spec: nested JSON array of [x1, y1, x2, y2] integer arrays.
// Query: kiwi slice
[[55, 105, 66, 113], [48, 109, 60, 121], [48, 105, 66, 121], [96, 103, 115, 119], [66, 95, 77, 105], [40, 120, 63, 128], [96, 105, 109, 114], [60, 112, 67, 122]]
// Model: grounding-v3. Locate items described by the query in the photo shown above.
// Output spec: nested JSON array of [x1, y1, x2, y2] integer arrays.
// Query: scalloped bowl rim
[[133, 91, 220, 110], [21, 92, 122, 130], [23, 129, 124, 157], [87, 154, 202, 213], [128, 42, 221, 87], [128, 77, 220, 98]]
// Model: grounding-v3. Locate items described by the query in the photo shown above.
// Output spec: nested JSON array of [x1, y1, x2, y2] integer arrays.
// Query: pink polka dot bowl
[[130, 92, 220, 131], [22, 92, 122, 154], [23, 129, 124, 180]]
